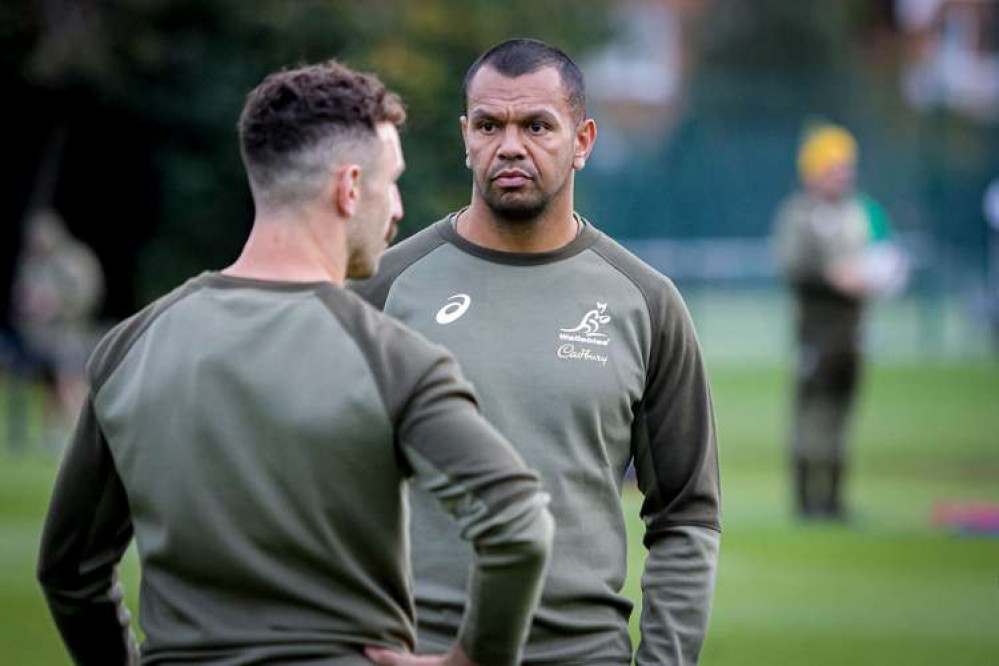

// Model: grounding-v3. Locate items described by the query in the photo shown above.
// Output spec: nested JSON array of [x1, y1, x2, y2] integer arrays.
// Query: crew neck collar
[[197, 271, 335, 292], [435, 209, 599, 266]]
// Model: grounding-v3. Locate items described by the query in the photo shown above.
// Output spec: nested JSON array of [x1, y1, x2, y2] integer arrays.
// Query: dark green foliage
[[5, 0, 610, 305]]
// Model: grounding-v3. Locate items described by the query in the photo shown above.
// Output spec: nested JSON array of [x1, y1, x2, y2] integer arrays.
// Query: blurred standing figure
[[38, 60, 553, 666], [773, 124, 905, 522], [13, 208, 104, 444]]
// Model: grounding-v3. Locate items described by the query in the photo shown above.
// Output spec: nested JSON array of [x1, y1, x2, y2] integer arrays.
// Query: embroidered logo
[[555, 302, 612, 366], [559, 302, 611, 346], [556, 344, 608, 366], [436, 293, 471, 325]]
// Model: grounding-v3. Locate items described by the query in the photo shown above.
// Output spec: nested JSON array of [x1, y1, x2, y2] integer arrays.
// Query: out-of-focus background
[[1, 1, 997, 665]]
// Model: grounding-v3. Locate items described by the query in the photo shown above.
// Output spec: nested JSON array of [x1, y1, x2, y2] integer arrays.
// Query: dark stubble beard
[[477, 165, 571, 223], [484, 193, 549, 222]]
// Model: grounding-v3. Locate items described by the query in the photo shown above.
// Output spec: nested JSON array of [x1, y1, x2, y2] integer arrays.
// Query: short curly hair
[[238, 60, 406, 209]]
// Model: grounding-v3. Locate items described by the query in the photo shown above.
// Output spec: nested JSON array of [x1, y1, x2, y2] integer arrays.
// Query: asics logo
[[436, 294, 471, 325]]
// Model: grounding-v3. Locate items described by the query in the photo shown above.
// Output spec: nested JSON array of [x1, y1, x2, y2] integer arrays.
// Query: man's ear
[[460, 115, 470, 169], [334, 164, 362, 217], [572, 118, 597, 171]]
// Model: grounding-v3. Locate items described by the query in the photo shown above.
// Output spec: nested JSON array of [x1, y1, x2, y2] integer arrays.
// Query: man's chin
[[485, 194, 549, 222]]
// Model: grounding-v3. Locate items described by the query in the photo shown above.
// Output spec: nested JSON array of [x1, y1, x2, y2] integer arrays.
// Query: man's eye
[[480, 121, 496, 133], [528, 121, 552, 135]]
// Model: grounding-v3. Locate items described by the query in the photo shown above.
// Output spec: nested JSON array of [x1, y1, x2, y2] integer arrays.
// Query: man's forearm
[[636, 525, 720, 666], [40, 571, 139, 666], [37, 394, 137, 665], [456, 496, 553, 666], [405, 445, 553, 666]]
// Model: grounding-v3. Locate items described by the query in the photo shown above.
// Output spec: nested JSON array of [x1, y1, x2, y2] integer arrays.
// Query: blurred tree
[[2, 0, 609, 312]]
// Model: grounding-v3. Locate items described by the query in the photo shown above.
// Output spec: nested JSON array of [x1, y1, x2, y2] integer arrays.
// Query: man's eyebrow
[[468, 107, 501, 120], [522, 110, 558, 121], [468, 106, 559, 121]]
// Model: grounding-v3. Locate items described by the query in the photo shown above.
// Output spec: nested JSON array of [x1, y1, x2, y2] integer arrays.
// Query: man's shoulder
[[583, 227, 702, 357], [321, 286, 445, 357], [351, 219, 450, 310], [318, 286, 465, 423], [586, 228, 682, 311], [382, 218, 450, 266], [87, 276, 205, 391], [320, 287, 460, 389]]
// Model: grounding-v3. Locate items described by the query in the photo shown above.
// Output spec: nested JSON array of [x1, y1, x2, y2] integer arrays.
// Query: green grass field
[[3, 362, 998, 665]]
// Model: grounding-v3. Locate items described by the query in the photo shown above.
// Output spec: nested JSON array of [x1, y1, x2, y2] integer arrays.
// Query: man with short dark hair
[[353, 40, 721, 666], [37, 60, 553, 666]]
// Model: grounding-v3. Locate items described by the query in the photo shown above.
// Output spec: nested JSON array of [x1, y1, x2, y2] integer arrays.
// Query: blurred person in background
[[773, 123, 907, 522], [37, 60, 554, 666], [353, 39, 720, 666], [13, 208, 104, 448]]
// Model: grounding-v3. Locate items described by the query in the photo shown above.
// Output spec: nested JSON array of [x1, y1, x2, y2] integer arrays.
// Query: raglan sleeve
[[632, 278, 721, 666], [37, 391, 139, 666]]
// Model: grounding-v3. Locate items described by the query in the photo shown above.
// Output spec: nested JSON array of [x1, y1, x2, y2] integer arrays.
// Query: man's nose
[[391, 186, 403, 223], [497, 125, 526, 160]]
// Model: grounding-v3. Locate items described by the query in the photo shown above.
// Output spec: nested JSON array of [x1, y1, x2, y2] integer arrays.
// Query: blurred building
[[898, 0, 999, 123], [579, 0, 999, 362], [582, 0, 695, 167]]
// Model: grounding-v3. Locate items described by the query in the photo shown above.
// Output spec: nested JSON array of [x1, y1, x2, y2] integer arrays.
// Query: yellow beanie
[[798, 125, 857, 182]]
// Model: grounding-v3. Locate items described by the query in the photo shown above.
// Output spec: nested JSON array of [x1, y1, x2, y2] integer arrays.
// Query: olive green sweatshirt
[[351, 216, 721, 666], [38, 272, 554, 666]]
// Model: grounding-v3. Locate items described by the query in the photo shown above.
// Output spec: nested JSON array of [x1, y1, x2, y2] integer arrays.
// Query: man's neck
[[223, 211, 348, 285], [458, 192, 579, 253]]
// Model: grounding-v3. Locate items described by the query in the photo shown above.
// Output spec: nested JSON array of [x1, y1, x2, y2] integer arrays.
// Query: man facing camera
[[353, 39, 721, 666]]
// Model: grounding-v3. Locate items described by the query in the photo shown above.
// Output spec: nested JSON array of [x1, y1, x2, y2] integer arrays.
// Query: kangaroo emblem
[[561, 302, 611, 339]]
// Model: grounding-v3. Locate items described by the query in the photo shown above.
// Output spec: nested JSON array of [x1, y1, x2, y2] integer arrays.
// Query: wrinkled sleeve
[[632, 279, 721, 666], [398, 354, 554, 666], [37, 394, 139, 666], [637, 527, 720, 666]]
